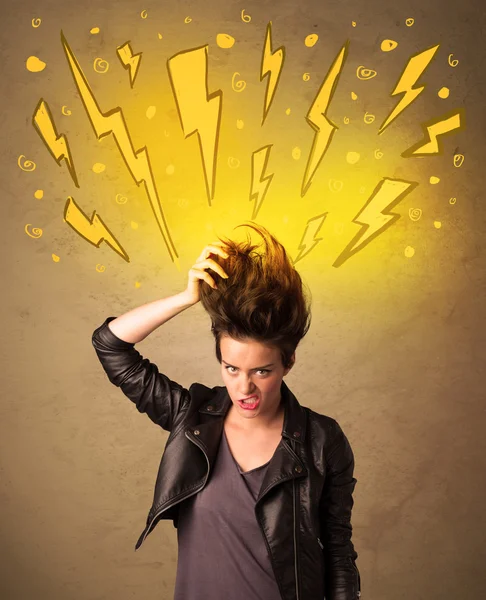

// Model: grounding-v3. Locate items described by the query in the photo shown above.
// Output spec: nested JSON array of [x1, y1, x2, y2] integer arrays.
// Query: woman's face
[[220, 334, 294, 424]]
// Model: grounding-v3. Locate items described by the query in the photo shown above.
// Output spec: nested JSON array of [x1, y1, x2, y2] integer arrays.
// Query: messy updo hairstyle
[[199, 222, 312, 370]]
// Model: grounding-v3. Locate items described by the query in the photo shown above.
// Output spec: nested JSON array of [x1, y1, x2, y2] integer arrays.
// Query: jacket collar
[[196, 379, 307, 444]]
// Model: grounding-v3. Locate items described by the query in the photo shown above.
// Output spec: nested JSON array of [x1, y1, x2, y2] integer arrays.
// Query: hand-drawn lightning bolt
[[333, 178, 418, 268], [61, 32, 179, 266], [64, 196, 129, 262], [32, 99, 79, 187], [378, 44, 439, 135], [260, 21, 285, 126], [250, 145, 274, 220], [167, 45, 222, 206], [116, 42, 143, 88], [302, 41, 349, 197], [293, 213, 328, 264], [401, 108, 465, 157]]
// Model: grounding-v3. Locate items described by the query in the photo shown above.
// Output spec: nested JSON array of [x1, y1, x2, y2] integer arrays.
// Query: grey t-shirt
[[173, 429, 282, 600]]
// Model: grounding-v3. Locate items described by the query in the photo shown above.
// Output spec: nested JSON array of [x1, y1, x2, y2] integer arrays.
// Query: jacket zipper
[[293, 477, 300, 600], [137, 430, 210, 549]]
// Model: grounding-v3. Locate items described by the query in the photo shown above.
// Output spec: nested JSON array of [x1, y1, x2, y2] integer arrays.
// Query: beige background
[[1, 0, 485, 599]]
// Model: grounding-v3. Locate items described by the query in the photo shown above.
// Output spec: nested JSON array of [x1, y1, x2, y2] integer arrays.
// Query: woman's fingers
[[197, 243, 229, 262], [189, 267, 217, 289], [194, 258, 228, 279]]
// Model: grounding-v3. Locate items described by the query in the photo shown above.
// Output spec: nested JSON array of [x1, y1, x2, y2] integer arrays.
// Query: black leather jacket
[[92, 316, 361, 600]]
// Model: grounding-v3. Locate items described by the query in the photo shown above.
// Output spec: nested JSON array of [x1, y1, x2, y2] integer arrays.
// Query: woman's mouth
[[238, 396, 260, 410]]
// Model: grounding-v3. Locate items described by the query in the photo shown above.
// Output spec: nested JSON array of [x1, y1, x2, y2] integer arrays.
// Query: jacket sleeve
[[320, 419, 361, 600], [91, 316, 191, 432]]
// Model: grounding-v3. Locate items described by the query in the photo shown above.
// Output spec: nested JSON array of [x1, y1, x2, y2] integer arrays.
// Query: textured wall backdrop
[[1, 0, 485, 598]]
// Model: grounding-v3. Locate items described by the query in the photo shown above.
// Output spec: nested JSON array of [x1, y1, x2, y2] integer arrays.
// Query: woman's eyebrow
[[222, 359, 275, 369]]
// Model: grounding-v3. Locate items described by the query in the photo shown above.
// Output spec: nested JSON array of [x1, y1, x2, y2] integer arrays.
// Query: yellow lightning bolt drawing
[[61, 32, 179, 267], [333, 178, 418, 268], [250, 145, 274, 220], [116, 42, 142, 88], [401, 108, 465, 157], [32, 99, 79, 187], [260, 21, 285, 126], [293, 213, 328, 264], [167, 45, 222, 206], [64, 196, 129, 262], [378, 44, 439, 135], [302, 41, 349, 198]]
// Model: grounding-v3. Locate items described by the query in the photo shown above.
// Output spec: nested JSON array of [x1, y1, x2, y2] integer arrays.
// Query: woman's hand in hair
[[183, 242, 229, 305]]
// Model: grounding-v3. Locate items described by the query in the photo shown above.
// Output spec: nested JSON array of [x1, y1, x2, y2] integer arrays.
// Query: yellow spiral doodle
[[61, 105, 71, 116], [374, 149, 383, 159], [115, 193, 128, 204], [302, 72, 310, 81], [93, 58, 109, 73], [241, 9, 251, 23], [449, 197, 457, 205], [25, 224, 42, 238], [453, 154, 464, 167], [52, 254, 60, 262], [231, 72, 246, 92], [96, 264, 106, 273], [328, 179, 343, 193], [228, 157, 240, 169], [18, 155, 36, 171], [32, 18, 41, 28], [356, 66, 377, 80], [406, 18, 415, 26], [448, 54, 459, 67], [184, 16, 192, 23], [141, 10, 148, 19], [364, 112, 375, 124], [292, 147, 301, 160], [343, 116, 350, 124], [409, 208, 422, 221]]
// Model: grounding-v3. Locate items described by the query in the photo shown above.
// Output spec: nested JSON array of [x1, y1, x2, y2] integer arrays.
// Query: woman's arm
[[320, 420, 361, 600], [91, 241, 229, 432], [91, 292, 196, 431]]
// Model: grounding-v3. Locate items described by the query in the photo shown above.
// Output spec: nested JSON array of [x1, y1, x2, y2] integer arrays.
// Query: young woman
[[92, 223, 361, 600]]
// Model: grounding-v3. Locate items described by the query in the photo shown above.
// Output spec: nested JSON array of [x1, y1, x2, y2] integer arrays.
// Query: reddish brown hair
[[199, 222, 312, 370]]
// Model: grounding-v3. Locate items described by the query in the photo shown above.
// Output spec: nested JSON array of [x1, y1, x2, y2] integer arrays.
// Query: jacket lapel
[[187, 380, 309, 503]]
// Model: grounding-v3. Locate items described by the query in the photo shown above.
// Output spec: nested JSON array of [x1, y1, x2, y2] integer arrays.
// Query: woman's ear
[[283, 352, 296, 376]]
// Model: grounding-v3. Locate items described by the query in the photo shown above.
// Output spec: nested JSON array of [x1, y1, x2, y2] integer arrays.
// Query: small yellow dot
[[236, 119, 244, 129], [429, 176, 440, 185], [131, 221, 138, 229], [434, 221, 442, 229], [404, 246, 415, 258], [346, 152, 360, 165], [292, 147, 301, 160], [351, 92, 358, 100], [135, 281, 141, 288], [438, 87, 450, 99], [34, 189, 44, 199], [92, 163, 106, 173], [285, 108, 291, 115], [166, 164, 175, 175]]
